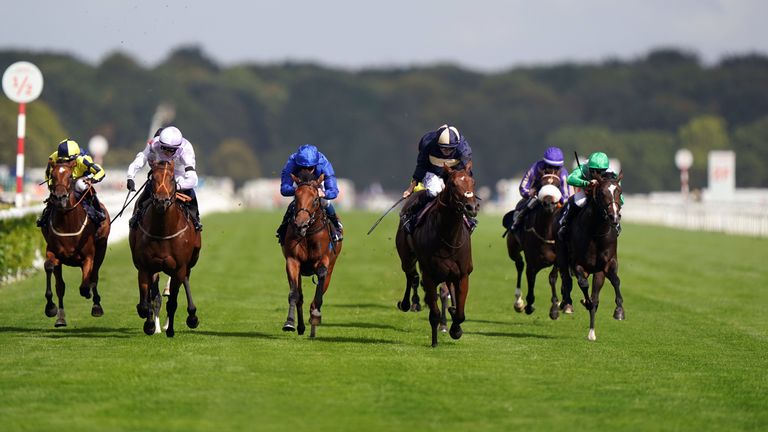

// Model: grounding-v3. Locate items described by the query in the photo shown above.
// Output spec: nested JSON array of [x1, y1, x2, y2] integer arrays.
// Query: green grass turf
[[0, 210, 766, 431]]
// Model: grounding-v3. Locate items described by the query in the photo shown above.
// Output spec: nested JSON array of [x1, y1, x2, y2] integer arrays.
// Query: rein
[[291, 183, 326, 238]]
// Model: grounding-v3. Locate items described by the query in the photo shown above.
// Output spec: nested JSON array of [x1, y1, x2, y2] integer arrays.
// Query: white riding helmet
[[159, 126, 183, 148]]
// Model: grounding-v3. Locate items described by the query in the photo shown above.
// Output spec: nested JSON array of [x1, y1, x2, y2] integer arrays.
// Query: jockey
[[557, 151, 624, 239], [509, 146, 571, 232], [401, 124, 475, 233], [126, 126, 202, 231], [37, 139, 106, 227], [276, 144, 343, 244]]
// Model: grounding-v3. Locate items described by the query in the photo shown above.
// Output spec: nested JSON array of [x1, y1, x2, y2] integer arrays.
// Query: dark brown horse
[[129, 160, 201, 337], [40, 160, 110, 327], [281, 169, 343, 338], [396, 162, 479, 347], [505, 167, 563, 319], [556, 171, 624, 341]]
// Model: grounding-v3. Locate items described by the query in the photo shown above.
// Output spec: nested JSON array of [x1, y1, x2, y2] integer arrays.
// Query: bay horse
[[281, 169, 343, 338], [395, 162, 479, 347], [556, 171, 624, 341], [504, 167, 563, 319], [129, 160, 201, 337], [40, 160, 110, 327]]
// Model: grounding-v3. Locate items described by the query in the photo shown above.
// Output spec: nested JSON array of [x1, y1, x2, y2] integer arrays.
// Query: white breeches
[[573, 190, 588, 207], [75, 178, 89, 193], [423, 172, 445, 197]]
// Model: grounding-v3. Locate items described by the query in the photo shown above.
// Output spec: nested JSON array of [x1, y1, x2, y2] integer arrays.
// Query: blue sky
[[1, 0, 766, 71]]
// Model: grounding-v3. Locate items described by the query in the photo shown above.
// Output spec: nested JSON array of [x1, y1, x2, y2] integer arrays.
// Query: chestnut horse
[[396, 162, 479, 347], [281, 169, 343, 338], [129, 160, 201, 337], [40, 160, 110, 327], [504, 167, 563, 319], [556, 171, 624, 341]]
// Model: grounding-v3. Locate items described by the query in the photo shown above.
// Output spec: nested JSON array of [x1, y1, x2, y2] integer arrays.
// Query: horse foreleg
[[79, 257, 94, 300], [438, 283, 449, 333], [587, 272, 606, 341], [511, 250, 525, 313], [182, 272, 199, 330], [606, 260, 624, 321], [558, 265, 574, 314], [449, 276, 469, 341], [575, 265, 591, 311], [422, 276, 441, 347], [524, 266, 538, 315], [283, 258, 301, 333], [548, 266, 560, 320], [309, 265, 328, 338], [396, 233, 419, 312], [89, 259, 104, 317], [53, 264, 67, 327], [43, 254, 58, 318], [136, 271, 155, 335], [165, 276, 183, 338]]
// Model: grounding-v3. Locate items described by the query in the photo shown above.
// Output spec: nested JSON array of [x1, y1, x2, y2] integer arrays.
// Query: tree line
[[1, 46, 767, 194]]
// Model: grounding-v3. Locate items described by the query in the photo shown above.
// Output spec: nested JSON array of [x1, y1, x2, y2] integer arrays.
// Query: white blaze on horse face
[[464, 191, 474, 198], [608, 184, 619, 216], [58, 167, 66, 174]]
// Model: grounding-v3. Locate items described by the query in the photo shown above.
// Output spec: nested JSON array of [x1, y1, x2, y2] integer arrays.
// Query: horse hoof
[[166, 328, 175, 338], [513, 302, 525, 313], [524, 305, 535, 315], [587, 329, 597, 341], [410, 303, 421, 312], [580, 299, 592, 310], [449, 325, 463, 340], [549, 308, 559, 320], [564, 304, 574, 314], [397, 301, 410, 312], [297, 324, 306, 336], [136, 304, 148, 319], [91, 304, 104, 317], [614, 308, 625, 320], [44, 304, 58, 318], [54, 319, 67, 328], [186, 315, 199, 329], [80, 287, 91, 299], [143, 321, 155, 335], [282, 322, 296, 332], [439, 323, 448, 333]]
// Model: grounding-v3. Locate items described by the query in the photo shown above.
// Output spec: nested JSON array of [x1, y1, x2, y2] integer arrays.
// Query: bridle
[[150, 161, 177, 210], [588, 177, 622, 236], [292, 182, 325, 237], [437, 172, 477, 220], [48, 162, 90, 212]]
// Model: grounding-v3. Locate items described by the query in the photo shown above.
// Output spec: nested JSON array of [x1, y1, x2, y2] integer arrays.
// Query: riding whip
[[366, 196, 406, 235], [109, 179, 148, 225]]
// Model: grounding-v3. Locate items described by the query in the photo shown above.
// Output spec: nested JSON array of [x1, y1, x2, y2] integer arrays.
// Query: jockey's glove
[[127, 179, 135, 191]]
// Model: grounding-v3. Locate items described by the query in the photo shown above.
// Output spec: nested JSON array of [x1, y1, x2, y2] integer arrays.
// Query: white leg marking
[[587, 328, 596, 341]]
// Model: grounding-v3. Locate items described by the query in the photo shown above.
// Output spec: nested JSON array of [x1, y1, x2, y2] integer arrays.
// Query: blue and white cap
[[437, 124, 460, 148]]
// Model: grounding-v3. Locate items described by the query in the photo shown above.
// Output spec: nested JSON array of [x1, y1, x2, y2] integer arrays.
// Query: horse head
[[536, 166, 562, 212], [589, 171, 623, 226], [149, 160, 177, 212], [290, 170, 325, 237], [442, 161, 479, 219], [48, 160, 77, 209]]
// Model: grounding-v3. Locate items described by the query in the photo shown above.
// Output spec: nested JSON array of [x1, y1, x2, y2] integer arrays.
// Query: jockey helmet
[[437, 124, 460, 148], [587, 152, 609, 170], [542, 146, 564, 167], [295, 144, 320, 167], [159, 126, 183, 154], [56, 139, 82, 161]]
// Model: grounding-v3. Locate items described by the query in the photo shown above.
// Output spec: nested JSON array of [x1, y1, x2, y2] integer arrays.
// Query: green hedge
[[0, 215, 45, 283]]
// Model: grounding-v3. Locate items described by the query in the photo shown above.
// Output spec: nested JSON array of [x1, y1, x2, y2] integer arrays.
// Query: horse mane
[[295, 168, 317, 184]]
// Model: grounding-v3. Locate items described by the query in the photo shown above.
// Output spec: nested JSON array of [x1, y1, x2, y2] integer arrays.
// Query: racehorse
[[40, 160, 110, 327], [129, 160, 201, 337], [556, 171, 624, 341], [281, 169, 343, 338], [504, 167, 564, 319], [395, 162, 479, 347]]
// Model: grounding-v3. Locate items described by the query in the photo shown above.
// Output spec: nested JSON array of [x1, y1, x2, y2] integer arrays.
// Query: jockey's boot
[[186, 196, 203, 231], [510, 208, 525, 232], [557, 199, 577, 241], [90, 194, 106, 224], [328, 213, 343, 241], [36, 204, 52, 228], [276, 203, 293, 244]]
